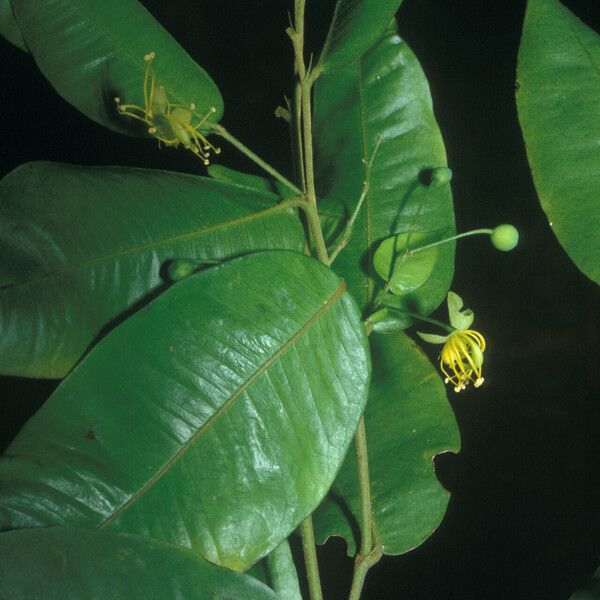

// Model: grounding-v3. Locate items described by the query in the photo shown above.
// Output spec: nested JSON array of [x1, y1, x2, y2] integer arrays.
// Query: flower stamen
[[440, 329, 486, 393], [114, 52, 220, 165]]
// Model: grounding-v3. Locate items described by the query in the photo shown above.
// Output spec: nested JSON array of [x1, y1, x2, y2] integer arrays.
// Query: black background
[[1, 1, 599, 599]]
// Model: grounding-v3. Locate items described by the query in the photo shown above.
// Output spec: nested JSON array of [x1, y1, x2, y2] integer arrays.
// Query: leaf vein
[[98, 278, 347, 528]]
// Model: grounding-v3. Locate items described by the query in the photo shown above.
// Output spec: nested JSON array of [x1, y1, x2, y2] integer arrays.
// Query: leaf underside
[[517, 0, 600, 284]]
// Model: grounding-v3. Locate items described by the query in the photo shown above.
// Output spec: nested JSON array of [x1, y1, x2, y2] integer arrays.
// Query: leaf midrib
[[0, 203, 292, 292], [99, 278, 347, 528], [358, 48, 374, 307]]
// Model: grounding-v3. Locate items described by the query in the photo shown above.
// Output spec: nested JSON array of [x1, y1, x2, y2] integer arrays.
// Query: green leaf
[[366, 307, 412, 333], [0, 251, 371, 571], [0, 0, 26, 51], [208, 165, 299, 200], [0, 528, 276, 600], [0, 161, 304, 378], [314, 25, 455, 316], [319, 1, 402, 72], [312, 332, 460, 556], [517, 0, 600, 285], [373, 233, 439, 295], [10, 0, 223, 135], [416, 331, 448, 345], [447, 290, 474, 330], [208, 164, 274, 194]]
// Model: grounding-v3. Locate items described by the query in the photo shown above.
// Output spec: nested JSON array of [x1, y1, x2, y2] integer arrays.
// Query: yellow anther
[[440, 329, 486, 393], [115, 52, 219, 164]]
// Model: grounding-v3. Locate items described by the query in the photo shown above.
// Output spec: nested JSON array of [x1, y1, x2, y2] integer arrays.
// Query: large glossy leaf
[[312, 332, 460, 555], [318, 0, 402, 72], [0, 162, 304, 378], [10, 0, 222, 135], [517, 0, 600, 285], [0, 0, 26, 51], [0, 251, 371, 571], [0, 528, 276, 600], [314, 25, 455, 316]]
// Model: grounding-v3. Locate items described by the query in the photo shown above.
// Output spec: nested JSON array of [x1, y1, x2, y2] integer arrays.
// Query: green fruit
[[167, 259, 196, 281], [430, 167, 452, 187], [491, 224, 519, 251]]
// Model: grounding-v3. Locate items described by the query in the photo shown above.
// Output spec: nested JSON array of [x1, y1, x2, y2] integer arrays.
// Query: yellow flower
[[417, 291, 486, 393], [440, 328, 485, 393], [114, 52, 220, 165]]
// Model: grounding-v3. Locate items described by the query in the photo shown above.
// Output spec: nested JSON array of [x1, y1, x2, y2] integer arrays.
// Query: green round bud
[[490, 224, 519, 251], [167, 259, 196, 281], [430, 167, 452, 187]]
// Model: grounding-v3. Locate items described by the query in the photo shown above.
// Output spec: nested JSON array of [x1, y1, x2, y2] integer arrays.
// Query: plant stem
[[348, 541, 382, 600], [374, 305, 454, 333], [347, 418, 382, 600], [328, 136, 383, 265], [279, 196, 309, 210], [288, 0, 329, 265], [299, 77, 329, 264], [299, 517, 324, 600], [294, 83, 307, 192], [355, 418, 373, 555], [410, 228, 493, 255], [290, 4, 327, 599], [210, 123, 302, 196]]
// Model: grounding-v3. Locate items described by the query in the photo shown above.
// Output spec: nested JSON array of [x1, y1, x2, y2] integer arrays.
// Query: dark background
[[1, 1, 599, 599]]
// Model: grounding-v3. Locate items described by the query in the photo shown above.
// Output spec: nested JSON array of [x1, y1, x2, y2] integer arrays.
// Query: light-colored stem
[[299, 517, 323, 600], [329, 136, 382, 265], [348, 541, 382, 600], [294, 83, 306, 192], [347, 418, 383, 600], [291, 4, 326, 600], [374, 305, 454, 333], [300, 85, 329, 264], [210, 123, 302, 196], [410, 228, 493, 255], [355, 418, 373, 555], [288, 0, 329, 265]]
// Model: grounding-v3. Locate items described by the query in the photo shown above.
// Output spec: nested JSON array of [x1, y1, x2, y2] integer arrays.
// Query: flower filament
[[114, 52, 220, 165], [440, 329, 486, 393]]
